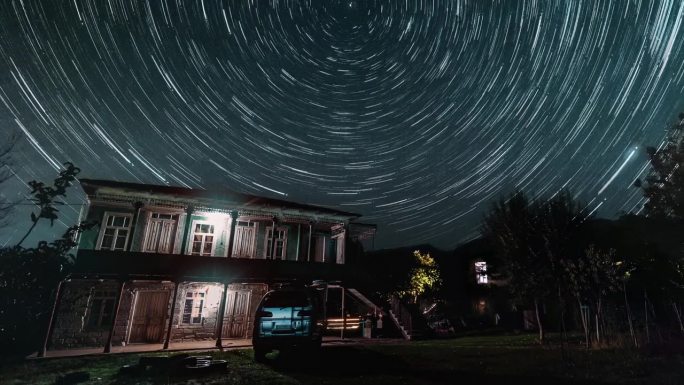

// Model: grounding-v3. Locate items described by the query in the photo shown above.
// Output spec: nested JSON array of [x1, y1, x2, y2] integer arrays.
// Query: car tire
[[253, 346, 268, 363]]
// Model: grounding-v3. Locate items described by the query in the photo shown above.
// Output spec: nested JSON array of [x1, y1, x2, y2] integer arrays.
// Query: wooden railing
[[390, 294, 413, 337]]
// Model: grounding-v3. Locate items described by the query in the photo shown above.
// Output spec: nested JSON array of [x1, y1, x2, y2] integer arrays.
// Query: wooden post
[[307, 222, 313, 262], [215, 282, 229, 349], [226, 211, 238, 258], [180, 206, 194, 254], [104, 279, 126, 353], [341, 287, 346, 340], [295, 223, 301, 261], [126, 202, 144, 252], [38, 279, 65, 357], [270, 217, 278, 259], [163, 280, 181, 350]]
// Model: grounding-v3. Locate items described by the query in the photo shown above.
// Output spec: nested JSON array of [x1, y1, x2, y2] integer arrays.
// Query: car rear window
[[262, 291, 310, 308]]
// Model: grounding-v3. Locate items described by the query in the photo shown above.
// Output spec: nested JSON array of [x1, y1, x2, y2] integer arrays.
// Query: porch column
[[269, 217, 278, 259], [307, 222, 313, 262], [215, 281, 229, 349], [163, 280, 181, 350], [126, 201, 144, 252], [341, 287, 346, 340], [295, 224, 301, 261], [104, 279, 126, 353], [226, 210, 238, 258], [180, 206, 194, 254], [38, 279, 66, 357]]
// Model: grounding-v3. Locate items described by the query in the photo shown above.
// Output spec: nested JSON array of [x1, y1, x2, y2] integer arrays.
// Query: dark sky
[[1, 0, 683, 249]]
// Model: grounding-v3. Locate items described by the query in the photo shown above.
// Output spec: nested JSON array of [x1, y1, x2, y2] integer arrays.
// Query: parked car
[[252, 286, 326, 362]]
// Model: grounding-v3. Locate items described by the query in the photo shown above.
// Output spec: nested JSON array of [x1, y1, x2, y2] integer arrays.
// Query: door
[[222, 290, 251, 338], [143, 213, 178, 253], [129, 291, 170, 343], [233, 221, 256, 258]]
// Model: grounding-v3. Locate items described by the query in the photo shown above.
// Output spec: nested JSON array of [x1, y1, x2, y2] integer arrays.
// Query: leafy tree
[[400, 250, 441, 303], [16, 162, 80, 246], [0, 131, 19, 228], [0, 163, 91, 357], [638, 113, 684, 221], [483, 191, 587, 344]]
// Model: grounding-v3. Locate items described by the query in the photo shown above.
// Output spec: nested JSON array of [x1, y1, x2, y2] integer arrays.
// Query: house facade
[[43, 179, 375, 354]]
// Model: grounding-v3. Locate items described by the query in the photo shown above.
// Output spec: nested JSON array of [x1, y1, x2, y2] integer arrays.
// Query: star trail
[[1, 0, 683, 249]]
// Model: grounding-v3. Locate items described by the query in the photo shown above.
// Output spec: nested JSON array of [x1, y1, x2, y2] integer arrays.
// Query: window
[[233, 221, 257, 258], [98, 213, 133, 251], [143, 213, 179, 253], [189, 222, 215, 256], [264, 227, 287, 259], [182, 291, 205, 324], [475, 261, 488, 284], [86, 291, 116, 329]]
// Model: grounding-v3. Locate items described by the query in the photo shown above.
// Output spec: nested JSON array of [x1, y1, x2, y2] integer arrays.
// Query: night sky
[[1, 0, 683, 249]]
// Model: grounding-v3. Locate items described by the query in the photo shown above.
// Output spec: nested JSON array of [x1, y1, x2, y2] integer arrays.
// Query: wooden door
[[233, 222, 256, 258], [143, 215, 178, 254], [222, 290, 251, 338], [129, 291, 170, 343]]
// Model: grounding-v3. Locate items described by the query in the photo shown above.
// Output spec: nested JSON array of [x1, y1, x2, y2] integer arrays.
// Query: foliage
[[0, 130, 19, 227], [639, 113, 684, 221], [398, 250, 441, 302], [16, 162, 80, 246], [0, 163, 89, 357]]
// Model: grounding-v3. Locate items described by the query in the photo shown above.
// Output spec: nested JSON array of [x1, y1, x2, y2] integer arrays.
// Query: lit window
[[98, 213, 132, 251], [189, 222, 215, 256], [475, 261, 488, 284], [182, 291, 205, 324], [87, 291, 116, 329], [264, 227, 287, 259]]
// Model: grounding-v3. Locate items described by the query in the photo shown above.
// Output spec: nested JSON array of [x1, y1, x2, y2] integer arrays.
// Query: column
[[269, 217, 278, 259], [214, 282, 229, 349], [180, 206, 194, 254], [38, 279, 66, 357], [307, 222, 313, 262], [104, 279, 126, 353], [226, 211, 239, 258], [126, 201, 144, 252], [163, 280, 181, 350]]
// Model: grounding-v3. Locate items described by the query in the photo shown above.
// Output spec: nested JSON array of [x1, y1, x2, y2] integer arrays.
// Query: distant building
[[43, 179, 376, 353]]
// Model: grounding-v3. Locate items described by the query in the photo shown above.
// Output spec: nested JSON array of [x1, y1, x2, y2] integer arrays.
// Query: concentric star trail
[[0, 0, 683, 248]]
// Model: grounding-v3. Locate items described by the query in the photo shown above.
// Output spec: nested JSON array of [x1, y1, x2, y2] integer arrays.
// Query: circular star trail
[[1, 0, 684, 248]]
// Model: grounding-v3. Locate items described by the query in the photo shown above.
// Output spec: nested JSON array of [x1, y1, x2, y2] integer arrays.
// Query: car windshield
[[262, 291, 309, 308]]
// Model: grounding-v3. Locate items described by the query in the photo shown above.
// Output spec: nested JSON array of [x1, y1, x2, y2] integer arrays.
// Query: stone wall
[[51, 280, 119, 349], [169, 282, 223, 342], [50, 280, 270, 350]]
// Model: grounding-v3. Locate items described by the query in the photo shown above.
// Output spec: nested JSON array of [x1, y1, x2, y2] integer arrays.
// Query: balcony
[[72, 249, 368, 285]]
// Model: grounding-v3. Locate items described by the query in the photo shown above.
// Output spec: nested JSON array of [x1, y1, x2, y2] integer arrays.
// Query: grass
[[1, 334, 683, 384]]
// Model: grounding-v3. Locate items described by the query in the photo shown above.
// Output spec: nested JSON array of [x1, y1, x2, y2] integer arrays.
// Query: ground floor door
[[222, 290, 251, 338], [129, 290, 170, 343]]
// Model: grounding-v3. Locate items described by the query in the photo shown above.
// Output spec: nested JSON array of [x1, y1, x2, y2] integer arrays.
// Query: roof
[[78, 178, 362, 219]]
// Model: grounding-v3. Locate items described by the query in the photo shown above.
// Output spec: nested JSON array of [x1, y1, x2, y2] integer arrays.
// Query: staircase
[[388, 295, 429, 340]]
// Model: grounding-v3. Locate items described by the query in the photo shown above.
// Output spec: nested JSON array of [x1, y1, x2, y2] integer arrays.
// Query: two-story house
[[41, 179, 376, 355]]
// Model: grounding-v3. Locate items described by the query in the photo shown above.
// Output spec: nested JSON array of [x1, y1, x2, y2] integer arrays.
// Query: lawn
[[2, 334, 683, 385]]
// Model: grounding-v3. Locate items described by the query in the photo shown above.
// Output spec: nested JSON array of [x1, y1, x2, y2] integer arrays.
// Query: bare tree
[[0, 130, 20, 228]]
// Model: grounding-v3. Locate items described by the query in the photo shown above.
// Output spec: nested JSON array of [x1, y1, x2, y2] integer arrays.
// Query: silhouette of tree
[[0, 130, 20, 228], [639, 113, 684, 221], [0, 163, 93, 357], [483, 191, 587, 344]]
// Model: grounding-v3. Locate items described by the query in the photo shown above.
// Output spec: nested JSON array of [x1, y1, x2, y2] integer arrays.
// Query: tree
[[639, 113, 684, 221], [0, 130, 20, 228], [483, 191, 587, 344], [400, 250, 441, 303], [0, 163, 91, 357], [16, 162, 80, 247]]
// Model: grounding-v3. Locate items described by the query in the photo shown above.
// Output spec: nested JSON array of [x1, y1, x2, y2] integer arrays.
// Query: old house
[[41, 179, 376, 354]]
